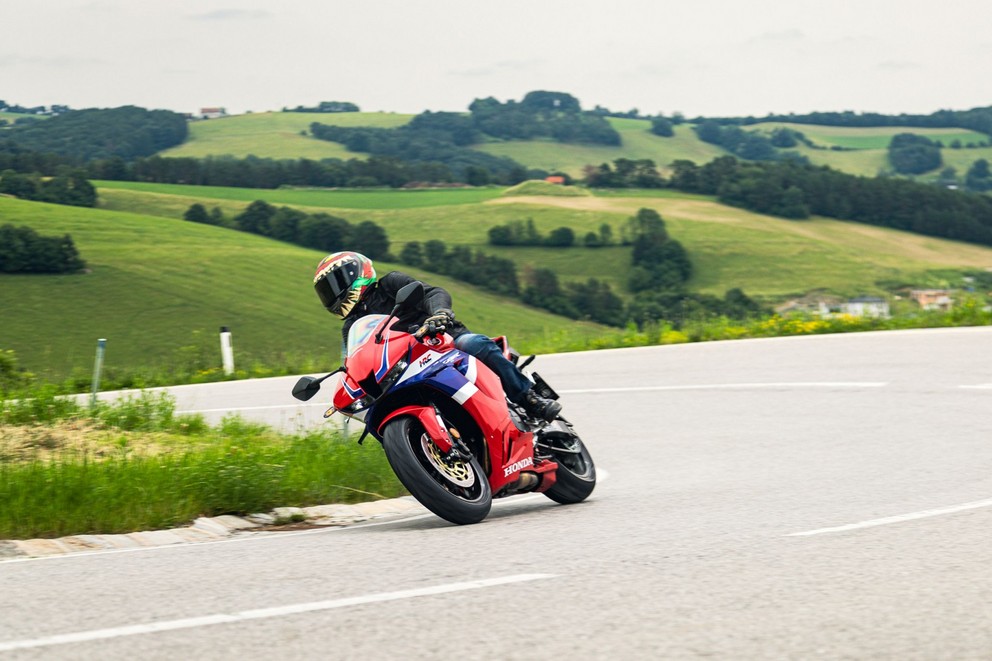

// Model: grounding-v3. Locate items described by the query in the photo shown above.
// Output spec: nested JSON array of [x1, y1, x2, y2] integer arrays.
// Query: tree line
[[690, 106, 992, 137], [0, 169, 97, 207], [92, 153, 524, 190], [282, 101, 360, 113], [0, 224, 86, 274], [184, 200, 390, 258], [0, 106, 188, 161], [306, 91, 619, 182], [665, 156, 992, 245]]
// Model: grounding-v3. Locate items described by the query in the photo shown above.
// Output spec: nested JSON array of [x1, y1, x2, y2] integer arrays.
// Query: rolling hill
[[148, 111, 992, 183], [92, 180, 992, 302], [0, 196, 609, 381]]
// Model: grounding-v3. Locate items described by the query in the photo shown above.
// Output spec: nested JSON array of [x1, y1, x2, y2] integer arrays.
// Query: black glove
[[415, 309, 454, 339]]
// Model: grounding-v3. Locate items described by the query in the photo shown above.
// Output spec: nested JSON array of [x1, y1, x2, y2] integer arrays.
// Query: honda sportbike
[[292, 282, 596, 525]]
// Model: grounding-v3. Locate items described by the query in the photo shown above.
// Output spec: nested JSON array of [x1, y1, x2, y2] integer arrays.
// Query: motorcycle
[[291, 281, 596, 525]]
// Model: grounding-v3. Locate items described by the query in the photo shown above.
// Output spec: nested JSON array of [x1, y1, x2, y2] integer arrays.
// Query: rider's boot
[[519, 388, 561, 422]]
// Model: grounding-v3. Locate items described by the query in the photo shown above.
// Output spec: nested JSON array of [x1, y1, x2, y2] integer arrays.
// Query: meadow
[[148, 112, 992, 183], [94, 181, 992, 301], [474, 119, 727, 177], [159, 111, 414, 160], [0, 196, 610, 383]]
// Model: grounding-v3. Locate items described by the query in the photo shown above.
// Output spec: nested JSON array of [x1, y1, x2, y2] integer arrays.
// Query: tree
[[184, 203, 210, 223], [545, 227, 575, 247], [297, 213, 351, 252], [650, 116, 674, 137], [399, 241, 424, 266], [965, 159, 992, 192], [888, 133, 942, 174], [351, 220, 390, 258], [269, 207, 308, 243], [235, 200, 276, 235]]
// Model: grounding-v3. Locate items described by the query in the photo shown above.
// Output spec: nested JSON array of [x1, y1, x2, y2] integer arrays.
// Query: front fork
[[377, 404, 471, 460]]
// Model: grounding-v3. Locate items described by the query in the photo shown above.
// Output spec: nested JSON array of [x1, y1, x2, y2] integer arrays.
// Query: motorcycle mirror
[[395, 281, 425, 308], [376, 281, 426, 344], [291, 376, 322, 401], [291, 367, 344, 401]]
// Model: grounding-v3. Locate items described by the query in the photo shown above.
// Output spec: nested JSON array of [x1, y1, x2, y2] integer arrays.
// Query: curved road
[[2, 327, 991, 659]]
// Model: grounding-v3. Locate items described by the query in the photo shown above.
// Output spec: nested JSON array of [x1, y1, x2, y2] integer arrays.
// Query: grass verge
[[0, 391, 403, 539]]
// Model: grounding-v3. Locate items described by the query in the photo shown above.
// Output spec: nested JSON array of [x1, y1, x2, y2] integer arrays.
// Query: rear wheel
[[381, 416, 492, 525], [539, 431, 596, 504]]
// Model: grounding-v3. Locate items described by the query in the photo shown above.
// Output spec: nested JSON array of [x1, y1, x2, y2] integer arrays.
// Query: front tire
[[381, 416, 492, 525], [540, 431, 596, 505]]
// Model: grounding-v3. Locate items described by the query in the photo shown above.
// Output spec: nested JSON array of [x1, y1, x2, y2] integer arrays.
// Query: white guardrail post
[[90, 338, 106, 408], [220, 326, 235, 375]]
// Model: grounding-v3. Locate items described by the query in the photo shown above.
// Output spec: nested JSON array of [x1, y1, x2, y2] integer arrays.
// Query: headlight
[[340, 397, 372, 422], [379, 360, 409, 393]]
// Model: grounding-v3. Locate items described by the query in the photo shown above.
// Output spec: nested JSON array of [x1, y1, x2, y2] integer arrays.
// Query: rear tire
[[381, 416, 492, 525], [540, 431, 596, 505]]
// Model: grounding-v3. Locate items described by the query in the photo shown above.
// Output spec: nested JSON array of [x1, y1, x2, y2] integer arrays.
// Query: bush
[[0, 224, 87, 274]]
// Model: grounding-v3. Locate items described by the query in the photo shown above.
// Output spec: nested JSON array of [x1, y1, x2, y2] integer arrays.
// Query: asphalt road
[[2, 327, 991, 659]]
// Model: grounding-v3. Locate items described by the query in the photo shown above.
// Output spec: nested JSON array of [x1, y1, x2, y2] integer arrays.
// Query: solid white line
[[959, 384, 992, 390], [787, 498, 992, 537], [175, 402, 327, 414], [0, 574, 555, 652], [559, 382, 888, 394]]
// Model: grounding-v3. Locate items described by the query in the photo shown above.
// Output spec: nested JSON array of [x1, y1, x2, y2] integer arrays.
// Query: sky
[[4, 0, 992, 118]]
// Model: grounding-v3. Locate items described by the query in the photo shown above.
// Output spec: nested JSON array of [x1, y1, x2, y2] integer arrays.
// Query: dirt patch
[[0, 421, 179, 463]]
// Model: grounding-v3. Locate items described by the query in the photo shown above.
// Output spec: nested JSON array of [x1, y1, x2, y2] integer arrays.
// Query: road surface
[[2, 327, 991, 659]]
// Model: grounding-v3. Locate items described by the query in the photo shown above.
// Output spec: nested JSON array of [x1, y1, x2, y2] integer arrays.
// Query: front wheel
[[540, 431, 596, 505], [381, 416, 492, 525]]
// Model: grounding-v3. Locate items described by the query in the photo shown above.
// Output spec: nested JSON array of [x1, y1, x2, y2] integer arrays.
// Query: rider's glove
[[424, 309, 454, 328], [416, 309, 454, 339]]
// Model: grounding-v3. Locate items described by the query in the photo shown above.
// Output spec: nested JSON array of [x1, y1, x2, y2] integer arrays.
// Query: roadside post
[[220, 326, 235, 375], [90, 338, 106, 408]]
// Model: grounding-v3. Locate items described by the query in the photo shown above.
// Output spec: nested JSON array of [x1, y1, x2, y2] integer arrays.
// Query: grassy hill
[[742, 122, 992, 178], [93, 181, 992, 303], [159, 111, 414, 160], [473, 119, 727, 177], [150, 112, 992, 183], [0, 196, 609, 382]]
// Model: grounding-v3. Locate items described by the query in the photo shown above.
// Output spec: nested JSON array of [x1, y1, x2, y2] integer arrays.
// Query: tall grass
[[0, 391, 403, 539]]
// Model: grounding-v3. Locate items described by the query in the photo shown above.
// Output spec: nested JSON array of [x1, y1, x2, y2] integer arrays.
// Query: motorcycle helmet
[[313, 251, 377, 318]]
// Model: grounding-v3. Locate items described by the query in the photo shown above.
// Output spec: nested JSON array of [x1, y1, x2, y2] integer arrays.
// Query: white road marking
[[0, 574, 555, 652], [787, 497, 992, 537], [174, 403, 327, 414], [959, 384, 992, 390], [559, 382, 888, 394]]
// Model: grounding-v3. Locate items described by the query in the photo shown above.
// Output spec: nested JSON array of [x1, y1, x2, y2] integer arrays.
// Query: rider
[[312, 251, 562, 422]]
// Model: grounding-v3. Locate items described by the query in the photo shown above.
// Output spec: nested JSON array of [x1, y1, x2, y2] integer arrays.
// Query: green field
[[746, 122, 988, 150], [740, 122, 992, 177], [95, 180, 504, 209], [93, 181, 992, 303], [474, 119, 727, 177], [159, 111, 414, 160], [0, 196, 609, 381], [151, 112, 992, 182]]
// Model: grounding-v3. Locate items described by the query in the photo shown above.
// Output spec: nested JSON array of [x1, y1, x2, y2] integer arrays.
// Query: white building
[[841, 296, 890, 318]]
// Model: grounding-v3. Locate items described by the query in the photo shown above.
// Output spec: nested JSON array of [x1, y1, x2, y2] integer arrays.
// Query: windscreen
[[345, 315, 387, 358]]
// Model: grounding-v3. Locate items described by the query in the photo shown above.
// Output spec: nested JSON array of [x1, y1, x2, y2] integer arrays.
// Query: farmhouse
[[199, 107, 227, 120], [910, 289, 953, 311], [841, 296, 890, 318]]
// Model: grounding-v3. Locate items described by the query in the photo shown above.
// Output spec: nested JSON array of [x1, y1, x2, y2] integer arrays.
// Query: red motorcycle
[[292, 282, 596, 525]]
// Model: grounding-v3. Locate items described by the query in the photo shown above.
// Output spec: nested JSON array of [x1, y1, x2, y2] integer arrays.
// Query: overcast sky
[[5, 0, 991, 117]]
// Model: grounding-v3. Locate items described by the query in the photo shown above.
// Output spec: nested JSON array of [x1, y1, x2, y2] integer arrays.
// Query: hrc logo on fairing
[[503, 456, 534, 477]]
